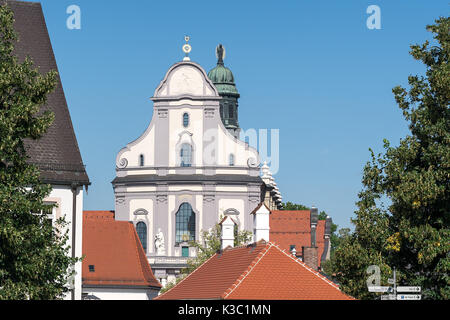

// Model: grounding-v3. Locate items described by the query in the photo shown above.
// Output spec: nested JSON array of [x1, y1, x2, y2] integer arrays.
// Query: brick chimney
[[302, 206, 319, 270], [302, 246, 318, 271]]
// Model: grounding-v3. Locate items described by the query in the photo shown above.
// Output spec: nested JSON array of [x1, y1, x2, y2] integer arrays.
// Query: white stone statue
[[155, 228, 166, 256]]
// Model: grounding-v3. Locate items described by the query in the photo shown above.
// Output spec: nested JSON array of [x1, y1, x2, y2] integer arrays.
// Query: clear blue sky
[[35, 0, 448, 230]]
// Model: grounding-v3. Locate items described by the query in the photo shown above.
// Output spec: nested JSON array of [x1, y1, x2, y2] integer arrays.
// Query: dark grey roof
[[5, 0, 90, 186], [112, 174, 263, 186]]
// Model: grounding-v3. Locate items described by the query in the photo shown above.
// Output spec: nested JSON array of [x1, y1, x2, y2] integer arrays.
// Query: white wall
[[44, 185, 84, 300], [82, 287, 159, 300]]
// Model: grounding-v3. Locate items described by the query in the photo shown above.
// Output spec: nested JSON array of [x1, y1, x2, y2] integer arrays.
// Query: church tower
[[208, 45, 241, 139]]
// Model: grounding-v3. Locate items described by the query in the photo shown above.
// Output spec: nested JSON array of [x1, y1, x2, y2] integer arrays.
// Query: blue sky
[[34, 0, 448, 230]]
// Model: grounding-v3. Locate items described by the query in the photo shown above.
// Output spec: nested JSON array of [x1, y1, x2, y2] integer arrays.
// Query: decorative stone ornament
[[182, 36, 192, 61]]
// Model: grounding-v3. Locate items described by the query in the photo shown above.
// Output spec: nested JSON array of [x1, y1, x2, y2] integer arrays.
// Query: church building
[[112, 39, 282, 286]]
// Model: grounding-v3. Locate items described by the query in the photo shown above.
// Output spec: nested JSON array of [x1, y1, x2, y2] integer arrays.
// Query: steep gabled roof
[[5, 0, 89, 185], [270, 210, 327, 267], [156, 241, 353, 300], [82, 211, 161, 289]]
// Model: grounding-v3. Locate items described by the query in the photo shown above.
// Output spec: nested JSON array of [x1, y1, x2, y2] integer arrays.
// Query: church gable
[[153, 62, 219, 100]]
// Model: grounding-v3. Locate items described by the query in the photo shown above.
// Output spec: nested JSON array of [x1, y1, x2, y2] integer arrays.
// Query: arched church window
[[229, 154, 235, 166], [175, 203, 195, 244], [136, 222, 147, 252], [139, 154, 144, 167], [183, 113, 189, 128], [180, 144, 192, 167]]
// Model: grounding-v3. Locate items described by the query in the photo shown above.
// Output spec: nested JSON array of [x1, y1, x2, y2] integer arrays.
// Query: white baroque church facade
[[112, 42, 282, 286]]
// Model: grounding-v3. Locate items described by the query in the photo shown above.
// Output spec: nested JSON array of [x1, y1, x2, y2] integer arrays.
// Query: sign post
[[368, 267, 422, 300]]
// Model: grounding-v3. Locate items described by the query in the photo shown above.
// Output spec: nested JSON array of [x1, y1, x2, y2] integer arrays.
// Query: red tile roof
[[156, 241, 353, 300], [270, 210, 327, 267], [82, 211, 161, 288]]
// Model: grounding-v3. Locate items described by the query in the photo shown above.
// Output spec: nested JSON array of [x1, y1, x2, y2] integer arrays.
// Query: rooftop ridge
[[272, 241, 351, 295], [217, 240, 266, 254], [221, 242, 274, 299], [155, 249, 220, 300]]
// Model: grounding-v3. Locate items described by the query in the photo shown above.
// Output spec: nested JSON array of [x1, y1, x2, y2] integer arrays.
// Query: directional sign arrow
[[397, 294, 421, 300], [397, 286, 421, 293], [368, 286, 390, 293]]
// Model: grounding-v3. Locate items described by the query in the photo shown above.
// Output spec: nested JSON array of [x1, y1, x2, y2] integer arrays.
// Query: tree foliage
[[0, 4, 78, 300], [280, 201, 310, 211], [326, 17, 450, 300]]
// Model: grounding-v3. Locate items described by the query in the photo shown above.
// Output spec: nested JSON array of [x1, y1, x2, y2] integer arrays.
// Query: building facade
[[112, 45, 282, 285]]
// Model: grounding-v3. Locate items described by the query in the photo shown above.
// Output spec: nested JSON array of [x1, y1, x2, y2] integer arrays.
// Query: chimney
[[321, 216, 333, 262], [302, 246, 318, 271], [302, 206, 319, 270], [220, 216, 235, 250], [251, 203, 270, 242], [310, 206, 318, 247]]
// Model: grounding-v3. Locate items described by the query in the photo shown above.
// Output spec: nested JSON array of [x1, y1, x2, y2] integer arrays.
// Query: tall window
[[139, 154, 144, 167], [229, 154, 235, 166], [228, 106, 234, 119], [176, 203, 195, 244], [180, 143, 192, 167], [136, 222, 147, 252], [183, 113, 189, 128]]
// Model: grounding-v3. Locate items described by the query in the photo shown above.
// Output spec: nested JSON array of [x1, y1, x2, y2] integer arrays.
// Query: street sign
[[397, 294, 421, 300], [368, 286, 392, 293], [397, 286, 421, 293], [381, 294, 396, 300]]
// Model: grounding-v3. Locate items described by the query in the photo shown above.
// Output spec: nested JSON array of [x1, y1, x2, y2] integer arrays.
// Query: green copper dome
[[207, 45, 239, 96]]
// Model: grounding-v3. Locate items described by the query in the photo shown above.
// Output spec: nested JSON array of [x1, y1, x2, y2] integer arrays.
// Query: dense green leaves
[[0, 4, 78, 300], [326, 17, 450, 300]]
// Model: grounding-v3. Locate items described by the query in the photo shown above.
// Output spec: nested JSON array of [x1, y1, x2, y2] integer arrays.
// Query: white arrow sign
[[368, 286, 392, 293], [397, 294, 421, 300], [397, 286, 421, 293]]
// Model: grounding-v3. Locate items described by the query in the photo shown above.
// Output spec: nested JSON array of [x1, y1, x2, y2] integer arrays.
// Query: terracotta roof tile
[[156, 242, 268, 300], [82, 211, 161, 289], [156, 241, 353, 300]]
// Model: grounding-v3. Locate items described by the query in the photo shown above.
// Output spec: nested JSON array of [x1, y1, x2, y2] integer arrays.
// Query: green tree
[[327, 17, 450, 300], [280, 201, 310, 211], [160, 222, 253, 293], [0, 4, 78, 300]]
